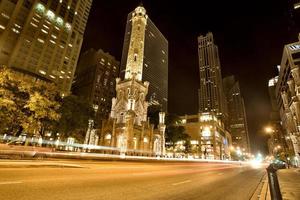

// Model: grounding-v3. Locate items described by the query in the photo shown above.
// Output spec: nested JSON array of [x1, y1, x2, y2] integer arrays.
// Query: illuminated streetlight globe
[[265, 126, 273, 133]]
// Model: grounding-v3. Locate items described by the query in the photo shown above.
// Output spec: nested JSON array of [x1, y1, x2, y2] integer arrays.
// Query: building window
[[134, 53, 137, 62]]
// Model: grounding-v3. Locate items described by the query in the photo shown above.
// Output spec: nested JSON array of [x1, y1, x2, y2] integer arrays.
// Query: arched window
[[104, 133, 112, 146], [105, 134, 111, 140], [134, 53, 137, 62]]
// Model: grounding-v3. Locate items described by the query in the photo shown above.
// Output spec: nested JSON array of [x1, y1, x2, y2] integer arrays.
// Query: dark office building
[[223, 75, 251, 153], [287, 0, 300, 38], [72, 49, 120, 125], [120, 7, 168, 111]]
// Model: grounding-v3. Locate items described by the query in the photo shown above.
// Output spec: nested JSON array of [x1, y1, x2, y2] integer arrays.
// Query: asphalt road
[[0, 160, 266, 200]]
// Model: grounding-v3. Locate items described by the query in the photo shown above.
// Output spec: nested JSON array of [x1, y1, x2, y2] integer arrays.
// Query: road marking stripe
[[0, 181, 23, 185], [172, 180, 191, 186]]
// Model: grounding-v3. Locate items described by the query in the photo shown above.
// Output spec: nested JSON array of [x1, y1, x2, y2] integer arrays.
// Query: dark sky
[[81, 0, 296, 154]]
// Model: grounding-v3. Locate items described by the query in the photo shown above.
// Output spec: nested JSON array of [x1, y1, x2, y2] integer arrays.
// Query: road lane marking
[[172, 180, 191, 186], [131, 172, 153, 176], [0, 181, 23, 185]]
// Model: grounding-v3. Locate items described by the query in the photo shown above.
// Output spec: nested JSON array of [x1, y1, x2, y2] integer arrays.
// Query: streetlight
[[265, 126, 274, 134]]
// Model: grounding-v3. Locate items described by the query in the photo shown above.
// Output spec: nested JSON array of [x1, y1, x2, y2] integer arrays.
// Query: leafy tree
[[165, 113, 189, 156], [183, 135, 192, 154], [55, 95, 95, 142], [0, 66, 61, 136], [23, 91, 61, 136], [0, 67, 29, 135]]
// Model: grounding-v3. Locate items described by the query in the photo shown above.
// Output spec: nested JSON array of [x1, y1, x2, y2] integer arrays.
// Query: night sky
[[81, 0, 296, 154]]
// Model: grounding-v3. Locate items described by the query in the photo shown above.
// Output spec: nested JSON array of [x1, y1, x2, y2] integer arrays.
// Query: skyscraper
[[198, 32, 227, 120], [0, 0, 92, 94], [72, 48, 120, 126], [223, 75, 250, 153], [120, 5, 168, 111], [287, 0, 300, 37]]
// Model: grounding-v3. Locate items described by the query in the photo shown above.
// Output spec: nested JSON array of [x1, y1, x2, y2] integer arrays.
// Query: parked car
[[272, 160, 287, 169]]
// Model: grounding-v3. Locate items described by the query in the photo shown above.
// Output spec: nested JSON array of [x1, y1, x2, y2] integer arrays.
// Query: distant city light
[[294, 3, 300, 10]]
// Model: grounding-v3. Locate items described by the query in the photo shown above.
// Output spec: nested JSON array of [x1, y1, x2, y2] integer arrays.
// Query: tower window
[[134, 53, 137, 62]]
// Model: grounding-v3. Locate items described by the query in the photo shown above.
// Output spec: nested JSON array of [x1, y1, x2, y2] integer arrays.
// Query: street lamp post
[[83, 104, 98, 152]]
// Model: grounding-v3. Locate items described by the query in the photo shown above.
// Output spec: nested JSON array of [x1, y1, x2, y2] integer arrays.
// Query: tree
[[0, 66, 61, 136], [165, 113, 189, 156], [183, 135, 192, 154], [23, 91, 61, 136], [55, 95, 95, 142], [0, 67, 30, 135]]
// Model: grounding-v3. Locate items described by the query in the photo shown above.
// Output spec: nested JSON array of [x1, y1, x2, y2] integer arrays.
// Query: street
[[0, 160, 266, 200]]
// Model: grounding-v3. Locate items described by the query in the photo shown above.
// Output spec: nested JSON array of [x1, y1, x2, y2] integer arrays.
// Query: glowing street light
[[236, 149, 242, 156], [265, 126, 274, 134]]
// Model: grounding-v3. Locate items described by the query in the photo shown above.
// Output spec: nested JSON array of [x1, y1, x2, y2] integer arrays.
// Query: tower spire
[[124, 5, 147, 81]]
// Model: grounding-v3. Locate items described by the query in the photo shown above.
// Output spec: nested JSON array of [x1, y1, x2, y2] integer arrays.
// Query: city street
[[0, 160, 266, 200]]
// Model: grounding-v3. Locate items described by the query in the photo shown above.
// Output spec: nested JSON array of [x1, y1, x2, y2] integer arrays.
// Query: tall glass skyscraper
[[120, 5, 168, 111], [223, 75, 251, 153], [198, 32, 227, 120], [0, 0, 92, 94]]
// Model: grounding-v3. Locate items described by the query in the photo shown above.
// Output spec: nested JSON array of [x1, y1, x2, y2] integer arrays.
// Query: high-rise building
[[0, 0, 92, 94], [72, 49, 120, 125], [223, 75, 250, 153], [198, 32, 227, 120], [120, 5, 168, 111], [275, 36, 300, 163], [287, 0, 300, 37]]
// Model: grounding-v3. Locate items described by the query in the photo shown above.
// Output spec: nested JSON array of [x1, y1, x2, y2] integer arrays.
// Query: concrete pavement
[[278, 168, 300, 200], [0, 160, 266, 200]]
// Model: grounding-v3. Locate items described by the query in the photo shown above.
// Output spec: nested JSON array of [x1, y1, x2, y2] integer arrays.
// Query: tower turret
[[125, 6, 148, 81]]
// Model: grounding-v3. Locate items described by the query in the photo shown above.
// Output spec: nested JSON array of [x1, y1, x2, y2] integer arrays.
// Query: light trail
[[0, 134, 257, 166]]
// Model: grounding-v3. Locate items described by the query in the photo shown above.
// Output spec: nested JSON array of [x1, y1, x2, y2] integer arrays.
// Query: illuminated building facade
[[99, 6, 166, 156], [275, 36, 300, 162], [72, 49, 120, 126], [198, 32, 227, 120], [180, 113, 232, 160], [223, 75, 250, 153], [267, 75, 286, 156], [120, 5, 168, 111], [0, 0, 92, 94], [191, 32, 232, 160]]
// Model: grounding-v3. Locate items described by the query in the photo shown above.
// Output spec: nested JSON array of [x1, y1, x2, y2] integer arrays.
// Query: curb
[[251, 173, 271, 200]]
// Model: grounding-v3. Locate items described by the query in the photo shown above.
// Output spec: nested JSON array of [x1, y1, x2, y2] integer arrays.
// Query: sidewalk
[[277, 168, 300, 200]]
